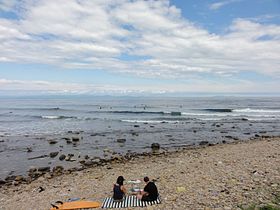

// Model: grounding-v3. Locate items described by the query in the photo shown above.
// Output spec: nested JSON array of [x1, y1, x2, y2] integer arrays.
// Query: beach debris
[[38, 186, 45, 193], [28, 154, 48, 160], [176, 186, 186, 193], [49, 151, 59, 158], [151, 143, 160, 150]]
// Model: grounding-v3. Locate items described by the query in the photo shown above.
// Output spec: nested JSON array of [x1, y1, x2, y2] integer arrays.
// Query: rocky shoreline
[[0, 131, 275, 188], [0, 137, 279, 210]]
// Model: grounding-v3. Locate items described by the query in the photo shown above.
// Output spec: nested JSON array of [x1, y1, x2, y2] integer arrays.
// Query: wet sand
[[0, 137, 279, 210]]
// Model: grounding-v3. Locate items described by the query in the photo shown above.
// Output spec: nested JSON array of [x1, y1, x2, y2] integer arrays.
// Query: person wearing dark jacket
[[113, 176, 127, 200], [137, 176, 158, 201]]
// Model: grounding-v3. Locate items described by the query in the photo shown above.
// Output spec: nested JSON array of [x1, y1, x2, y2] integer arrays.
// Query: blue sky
[[0, 0, 280, 95]]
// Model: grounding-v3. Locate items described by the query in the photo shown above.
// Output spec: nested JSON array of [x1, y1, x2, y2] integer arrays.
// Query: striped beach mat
[[101, 196, 161, 208]]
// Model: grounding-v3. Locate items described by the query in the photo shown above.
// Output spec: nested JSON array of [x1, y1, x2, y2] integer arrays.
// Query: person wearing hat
[[113, 176, 127, 200], [137, 176, 158, 201]]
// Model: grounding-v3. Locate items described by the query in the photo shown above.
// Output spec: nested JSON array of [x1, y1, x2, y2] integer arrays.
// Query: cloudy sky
[[0, 0, 280, 95]]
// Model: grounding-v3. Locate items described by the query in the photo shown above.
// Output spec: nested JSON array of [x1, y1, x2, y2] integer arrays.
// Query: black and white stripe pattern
[[101, 196, 161, 208]]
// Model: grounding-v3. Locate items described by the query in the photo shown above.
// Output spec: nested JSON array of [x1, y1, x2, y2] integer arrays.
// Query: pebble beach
[[0, 137, 279, 210]]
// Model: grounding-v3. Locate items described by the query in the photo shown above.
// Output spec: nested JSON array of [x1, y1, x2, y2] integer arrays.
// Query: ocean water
[[0, 96, 280, 179]]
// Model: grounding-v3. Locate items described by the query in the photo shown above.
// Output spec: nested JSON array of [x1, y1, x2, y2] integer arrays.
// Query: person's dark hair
[[144, 176, 149, 182], [116, 176, 125, 185]]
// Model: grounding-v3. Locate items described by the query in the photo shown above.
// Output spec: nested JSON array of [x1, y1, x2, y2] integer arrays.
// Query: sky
[[0, 0, 280, 96]]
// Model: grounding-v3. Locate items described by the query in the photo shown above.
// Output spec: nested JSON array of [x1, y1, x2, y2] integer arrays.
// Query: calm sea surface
[[0, 96, 280, 179]]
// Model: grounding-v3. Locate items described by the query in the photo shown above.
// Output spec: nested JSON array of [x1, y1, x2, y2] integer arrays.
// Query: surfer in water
[[113, 176, 127, 201]]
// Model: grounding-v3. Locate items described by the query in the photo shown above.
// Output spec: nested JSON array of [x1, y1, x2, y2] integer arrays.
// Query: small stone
[[49, 152, 59, 158], [151, 143, 160, 150], [48, 140, 57, 144], [117, 138, 126, 143], [59, 154, 66, 161]]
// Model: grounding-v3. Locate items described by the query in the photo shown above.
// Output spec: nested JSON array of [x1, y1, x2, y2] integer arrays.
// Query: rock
[[241, 118, 248, 121], [255, 134, 260, 137], [52, 166, 64, 174], [5, 175, 16, 182], [48, 140, 57, 144], [151, 143, 160, 150], [84, 155, 89, 159], [59, 154, 66, 161], [199, 141, 209, 146], [0, 179, 6, 185], [28, 167, 37, 173], [49, 151, 59, 158], [15, 176, 24, 182], [66, 140, 72, 144], [72, 137, 80, 142], [38, 166, 51, 172], [117, 138, 126, 143], [83, 160, 94, 166], [134, 125, 140, 127], [27, 147, 32, 152]]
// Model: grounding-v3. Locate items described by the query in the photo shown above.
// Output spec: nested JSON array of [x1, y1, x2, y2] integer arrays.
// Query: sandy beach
[[0, 137, 279, 210]]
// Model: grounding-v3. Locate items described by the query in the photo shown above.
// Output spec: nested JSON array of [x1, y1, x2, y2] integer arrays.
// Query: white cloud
[[209, 0, 241, 10], [0, 0, 279, 84]]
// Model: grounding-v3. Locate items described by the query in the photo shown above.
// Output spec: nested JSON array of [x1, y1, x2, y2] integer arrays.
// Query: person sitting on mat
[[137, 176, 158, 201], [113, 176, 127, 201]]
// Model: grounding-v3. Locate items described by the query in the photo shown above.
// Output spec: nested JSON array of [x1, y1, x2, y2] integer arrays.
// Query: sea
[[0, 95, 280, 179]]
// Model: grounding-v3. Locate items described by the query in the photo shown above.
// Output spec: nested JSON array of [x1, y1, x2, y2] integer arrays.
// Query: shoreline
[[0, 137, 279, 209]]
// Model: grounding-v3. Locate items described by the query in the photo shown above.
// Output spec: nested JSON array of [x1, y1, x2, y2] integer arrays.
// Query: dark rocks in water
[[131, 132, 139, 136], [84, 155, 90, 159], [193, 130, 197, 133], [117, 138, 126, 143], [259, 131, 267, 134], [134, 125, 140, 128], [222, 140, 227, 144], [255, 134, 260, 137], [5, 175, 16, 182], [220, 131, 228, 133], [59, 154, 66, 161], [232, 126, 236, 129], [199, 141, 209, 146], [72, 137, 80, 142], [67, 131, 73, 133], [28, 167, 37, 173], [0, 140, 4, 143], [150, 125, 154, 128], [27, 147, 33, 152], [73, 131, 80, 135], [83, 160, 94, 166], [49, 151, 59, 158], [66, 140, 72, 144], [244, 132, 251, 135], [241, 118, 248, 121], [48, 140, 57, 145], [216, 124, 221, 128], [38, 166, 50, 172], [151, 143, 160, 150], [225, 135, 233, 139], [0, 179, 6, 185]]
